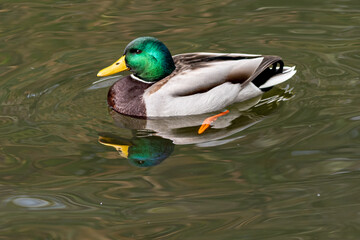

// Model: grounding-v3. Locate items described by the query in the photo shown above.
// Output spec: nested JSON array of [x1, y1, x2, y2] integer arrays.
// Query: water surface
[[0, 0, 359, 239]]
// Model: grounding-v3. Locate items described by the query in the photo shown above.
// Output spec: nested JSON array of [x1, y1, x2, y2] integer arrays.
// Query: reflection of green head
[[127, 137, 174, 167], [99, 135, 174, 167]]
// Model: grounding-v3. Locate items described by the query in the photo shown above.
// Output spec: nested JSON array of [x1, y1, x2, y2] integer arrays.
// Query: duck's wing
[[151, 52, 292, 95], [146, 53, 249, 96], [182, 53, 296, 85], [175, 52, 266, 87]]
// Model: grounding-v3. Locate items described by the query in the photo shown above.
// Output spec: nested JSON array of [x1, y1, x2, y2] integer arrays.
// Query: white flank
[[144, 58, 264, 117]]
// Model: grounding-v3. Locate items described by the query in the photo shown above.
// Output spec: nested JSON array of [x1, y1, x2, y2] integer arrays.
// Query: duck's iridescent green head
[[97, 37, 175, 82]]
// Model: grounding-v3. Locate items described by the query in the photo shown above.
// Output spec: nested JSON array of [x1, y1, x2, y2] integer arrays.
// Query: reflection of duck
[[98, 135, 174, 167], [97, 37, 296, 118], [99, 102, 263, 167]]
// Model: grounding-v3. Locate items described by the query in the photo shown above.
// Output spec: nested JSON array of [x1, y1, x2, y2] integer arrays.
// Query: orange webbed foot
[[198, 110, 230, 134]]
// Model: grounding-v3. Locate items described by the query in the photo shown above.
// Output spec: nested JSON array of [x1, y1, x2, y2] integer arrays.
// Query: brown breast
[[107, 75, 152, 118]]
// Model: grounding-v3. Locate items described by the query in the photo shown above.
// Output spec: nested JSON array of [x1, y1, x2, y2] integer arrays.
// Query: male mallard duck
[[97, 37, 296, 118]]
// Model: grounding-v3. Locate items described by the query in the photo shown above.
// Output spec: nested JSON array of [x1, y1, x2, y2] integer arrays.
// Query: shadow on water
[[98, 87, 293, 167]]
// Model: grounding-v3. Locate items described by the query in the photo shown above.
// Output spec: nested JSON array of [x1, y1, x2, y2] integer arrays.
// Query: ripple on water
[[3, 195, 66, 210], [289, 28, 327, 35], [316, 66, 346, 77], [0, 116, 18, 129], [350, 116, 360, 121]]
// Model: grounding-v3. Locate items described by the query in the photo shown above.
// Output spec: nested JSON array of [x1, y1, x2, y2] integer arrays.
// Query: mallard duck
[[97, 37, 296, 118]]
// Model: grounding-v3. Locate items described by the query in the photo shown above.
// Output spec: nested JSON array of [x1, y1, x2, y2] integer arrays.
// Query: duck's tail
[[258, 66, 296, 90], [250, 56, 296, 91]]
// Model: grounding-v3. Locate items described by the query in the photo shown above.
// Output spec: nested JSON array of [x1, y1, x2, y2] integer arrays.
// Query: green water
[[1, 0, 359, 239]]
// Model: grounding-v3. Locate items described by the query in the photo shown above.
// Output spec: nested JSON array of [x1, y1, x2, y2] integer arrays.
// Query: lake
[[0, 0, 359, 239]]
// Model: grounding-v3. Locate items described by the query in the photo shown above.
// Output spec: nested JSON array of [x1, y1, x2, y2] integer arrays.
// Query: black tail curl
[[252, 60, 284, 92]]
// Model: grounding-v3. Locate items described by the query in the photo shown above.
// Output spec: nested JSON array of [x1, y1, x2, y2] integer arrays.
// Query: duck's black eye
[[130, 49, 142, 54]]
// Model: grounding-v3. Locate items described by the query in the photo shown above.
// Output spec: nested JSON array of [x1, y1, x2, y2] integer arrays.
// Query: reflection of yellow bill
[[98, 136, 129, 158]]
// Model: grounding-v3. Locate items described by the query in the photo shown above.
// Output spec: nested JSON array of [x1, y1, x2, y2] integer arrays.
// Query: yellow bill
[[97, 55, 130, 77]]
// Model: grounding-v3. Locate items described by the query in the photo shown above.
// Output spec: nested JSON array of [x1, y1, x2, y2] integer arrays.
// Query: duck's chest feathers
[[108, 76, 152, 117]]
